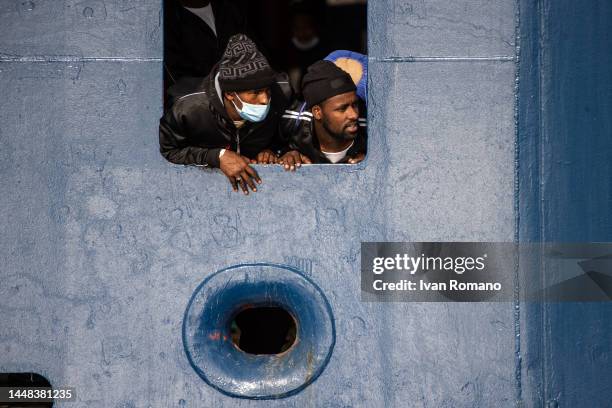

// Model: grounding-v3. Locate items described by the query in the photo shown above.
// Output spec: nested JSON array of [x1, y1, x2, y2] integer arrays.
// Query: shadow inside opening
[[231, 307, 297, 355]]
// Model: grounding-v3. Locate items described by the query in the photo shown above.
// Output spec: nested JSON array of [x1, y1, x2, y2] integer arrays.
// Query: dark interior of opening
[[230, 306, 297, 354], [161, 0, 369, 166], [0, 373, 53, 407], [163, 0, 367, 98]]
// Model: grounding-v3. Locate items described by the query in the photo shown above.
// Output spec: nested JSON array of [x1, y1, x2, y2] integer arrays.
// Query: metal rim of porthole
[[182, 263, 336, 399]]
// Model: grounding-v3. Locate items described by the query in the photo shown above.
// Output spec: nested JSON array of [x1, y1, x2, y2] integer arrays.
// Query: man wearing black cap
[[280, 60, 367, 166], [159, 34, 293, 194]]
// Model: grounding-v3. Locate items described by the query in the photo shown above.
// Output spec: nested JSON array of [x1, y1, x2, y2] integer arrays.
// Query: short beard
[[322, 117, 357, 141]]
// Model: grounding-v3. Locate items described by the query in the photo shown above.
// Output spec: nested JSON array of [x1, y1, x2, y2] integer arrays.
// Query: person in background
[[286, 1, 331, 95], [324, 50, 367, 104]]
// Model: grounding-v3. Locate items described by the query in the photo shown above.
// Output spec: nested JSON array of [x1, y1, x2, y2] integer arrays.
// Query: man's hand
[[253, 149, 278, 165], [219, 150, 261, 195], [347, 153, 366, 164], [278, 150, 312, 171]]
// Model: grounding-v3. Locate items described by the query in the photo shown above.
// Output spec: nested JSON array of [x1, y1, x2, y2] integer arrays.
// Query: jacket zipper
[[236, 130, 240, 155], [234, 114, 267, 155], [236, 127, 258, 156]]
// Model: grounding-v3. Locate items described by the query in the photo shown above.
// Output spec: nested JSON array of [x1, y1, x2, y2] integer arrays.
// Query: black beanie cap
[[218, 34, 276, 92], [302, 60, 356, 108]]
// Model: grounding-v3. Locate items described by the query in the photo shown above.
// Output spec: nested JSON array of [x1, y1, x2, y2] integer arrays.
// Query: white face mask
[[230, 93, 271, 122], [291, 36, 320, 51]]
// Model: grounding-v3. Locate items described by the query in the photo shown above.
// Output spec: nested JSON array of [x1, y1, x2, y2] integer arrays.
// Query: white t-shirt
[[321, 142, 354, 163], [184, 4, 216, 36]]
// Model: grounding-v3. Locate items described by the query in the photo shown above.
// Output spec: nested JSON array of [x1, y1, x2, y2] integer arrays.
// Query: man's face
[[314, 91, 360, 140], [226, 87, 271, 109], [292, 14, 318, 42]]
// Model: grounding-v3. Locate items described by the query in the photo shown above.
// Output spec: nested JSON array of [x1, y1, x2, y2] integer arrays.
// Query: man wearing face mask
[[280, 60, 367, 166], [159, 34, 293, 194], [285, 2, 331, 96]]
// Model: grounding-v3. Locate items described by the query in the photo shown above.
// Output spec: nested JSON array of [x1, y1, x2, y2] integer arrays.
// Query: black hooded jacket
[[159, 69, 293, 168]]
